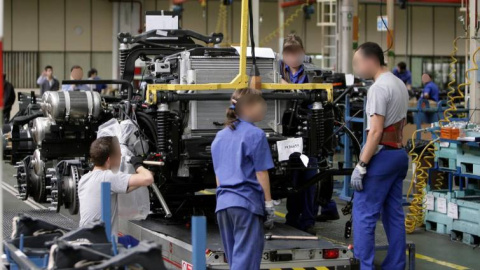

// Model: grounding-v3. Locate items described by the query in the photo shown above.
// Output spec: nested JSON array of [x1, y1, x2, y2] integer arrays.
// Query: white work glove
[[264, 200, 275, 230], [350, 164, 367, 191]]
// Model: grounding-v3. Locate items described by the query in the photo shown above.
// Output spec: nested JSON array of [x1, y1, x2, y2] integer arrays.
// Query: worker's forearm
[[360, 130, 383, 164], [136, 166, 154, 184], [257, 171, 272, 201]]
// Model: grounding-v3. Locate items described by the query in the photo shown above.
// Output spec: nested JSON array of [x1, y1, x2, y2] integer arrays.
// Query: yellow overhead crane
[[146, 0, 334, 104]]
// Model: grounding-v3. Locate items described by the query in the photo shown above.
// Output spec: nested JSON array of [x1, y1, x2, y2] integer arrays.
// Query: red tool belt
[[379, 119, 405, 148]]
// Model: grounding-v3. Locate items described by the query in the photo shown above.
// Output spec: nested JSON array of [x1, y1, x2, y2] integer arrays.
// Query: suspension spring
[[309, 102, 325, 156], [119, 44, 130, 77], [156, 104, 170, 153]]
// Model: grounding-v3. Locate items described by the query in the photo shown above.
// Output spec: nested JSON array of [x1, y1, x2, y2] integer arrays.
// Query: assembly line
[[2, 0, 480, 269]]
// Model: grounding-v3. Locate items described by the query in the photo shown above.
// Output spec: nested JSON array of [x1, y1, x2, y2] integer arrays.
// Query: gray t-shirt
[[78, 170, 131, 235], [365, 71, 409, 130]]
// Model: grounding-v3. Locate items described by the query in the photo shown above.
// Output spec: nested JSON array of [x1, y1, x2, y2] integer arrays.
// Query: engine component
[[156, 104, 170, 153], [47, 161, 83, 215], [31, 117, 55, 146], [14, 157, 30, 200], [42, 91, 102, 121]]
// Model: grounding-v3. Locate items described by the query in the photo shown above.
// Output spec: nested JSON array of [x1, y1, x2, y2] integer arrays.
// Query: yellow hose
[[259, 0, 309, 47], [439, 37, 460, 125], [405, 129, 439, 234]]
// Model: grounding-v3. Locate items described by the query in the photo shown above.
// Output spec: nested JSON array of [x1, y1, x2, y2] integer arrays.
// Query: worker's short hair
[[88, 68, 98, 78], [397, 62, 407, 71], [89, 136, 120, 166], [44, 65, 53, 71], [424, 73, 433, 79], [71, 65, 83, 72], [356, 42, 386, 66]]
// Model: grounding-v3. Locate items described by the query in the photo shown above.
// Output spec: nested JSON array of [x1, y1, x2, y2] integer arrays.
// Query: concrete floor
[[2, 163, 479, 270]]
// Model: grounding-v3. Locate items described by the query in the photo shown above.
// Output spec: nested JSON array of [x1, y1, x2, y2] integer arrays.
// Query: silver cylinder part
[[31, 149, 45, 176], [42, 91, 102, 121], [31, 117, 55, 146]]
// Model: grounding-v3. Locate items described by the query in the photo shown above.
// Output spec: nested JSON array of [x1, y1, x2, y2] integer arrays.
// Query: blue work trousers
[[217, 207, 264, 270], [286, 157, 319, 231], [353, 148, 408, 270]]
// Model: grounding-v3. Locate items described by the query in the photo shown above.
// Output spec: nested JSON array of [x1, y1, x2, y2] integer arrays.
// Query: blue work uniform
[[392, 68, 412, 85], [354, 72, 409, 269], [280, 61, 308, 84], [211, 119, 274, 270], [280, 61, 325, 231], [423, 81, 440, 102]]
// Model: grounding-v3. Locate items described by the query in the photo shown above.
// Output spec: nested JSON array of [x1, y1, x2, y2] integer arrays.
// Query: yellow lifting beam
[[145, 0, 333, 104]]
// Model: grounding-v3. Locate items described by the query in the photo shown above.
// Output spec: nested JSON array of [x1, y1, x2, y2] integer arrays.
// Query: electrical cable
[[248, 0, 257, 68], [379, 0, 393, 53]]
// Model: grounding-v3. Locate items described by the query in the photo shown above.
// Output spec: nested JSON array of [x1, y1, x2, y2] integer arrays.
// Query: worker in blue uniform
[[393, 61, 412, 90], [211, 88, 275, 270], [351, 42, 409, 270], [280, 34, 339, 231], [421, 73, 440, 102]]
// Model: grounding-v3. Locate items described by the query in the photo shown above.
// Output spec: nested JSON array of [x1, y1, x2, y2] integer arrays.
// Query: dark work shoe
[[315, 213, 340, 222]]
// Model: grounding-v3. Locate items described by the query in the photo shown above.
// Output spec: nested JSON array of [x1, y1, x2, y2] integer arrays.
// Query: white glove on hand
[[350, 164, 367, 191], [264, 200, 275, 230]]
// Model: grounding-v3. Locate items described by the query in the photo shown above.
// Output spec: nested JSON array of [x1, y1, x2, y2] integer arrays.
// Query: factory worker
[[78, 136, 154, 246], [351, 42, 409, 270], [211, 88, 275, 270], [280, 34, 339, 233], [421, 73, 440, 103], [393, 61, 412, 90], [62, 65, 89, 91]]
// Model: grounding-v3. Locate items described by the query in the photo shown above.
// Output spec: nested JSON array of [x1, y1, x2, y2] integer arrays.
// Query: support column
[[340, 0, 353, 73], [278, 0, 284, 51], [469, 0, 479, 123], [252, 0, 260, 46], [386, 0, 395, 69], [112, 2, 119, 79]]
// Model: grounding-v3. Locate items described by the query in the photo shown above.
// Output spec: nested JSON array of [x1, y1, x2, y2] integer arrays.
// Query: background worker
[[421, 73, 440, 102], [88, 68, 107, 93], [280, 34, 339, 231], [62, 65, 89, 91], [37, 65, 60, 94], [393, 61, 412, 90], [351, 42, 409, 270], [211, 88, 275, 270], [78, 136, 154, 246]]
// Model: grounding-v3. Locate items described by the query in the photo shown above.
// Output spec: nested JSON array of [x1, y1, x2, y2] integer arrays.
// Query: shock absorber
[[119, 43, 130, 77], [156, 103, 170, 153], [308, 101, 324, 157]]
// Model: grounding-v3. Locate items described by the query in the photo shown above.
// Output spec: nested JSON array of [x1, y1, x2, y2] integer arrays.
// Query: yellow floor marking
[[315, 267, 329, 270], [414, 253, 469, 270], [292, 268, 305, 270], [199, 190, 215, 195], [269, 268, 282, 270], [274, 211, 470, 270]]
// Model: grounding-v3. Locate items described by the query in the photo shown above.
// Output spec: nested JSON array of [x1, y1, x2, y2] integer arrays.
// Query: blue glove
[[264, 201, 275, 230], [350, 164, 367, 191]]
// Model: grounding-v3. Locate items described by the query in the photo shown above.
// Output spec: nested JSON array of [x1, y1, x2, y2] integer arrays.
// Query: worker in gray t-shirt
[[78, 136, 153, 243], [350, 42, 409, 270]]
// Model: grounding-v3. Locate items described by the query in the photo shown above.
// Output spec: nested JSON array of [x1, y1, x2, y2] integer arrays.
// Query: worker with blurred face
[[62, 65, 89, 91], [280, 34, 339, 233], [37, 65, 60, 94], [393, 61, 412, 90], [421, 73, 440, 102], [351, 42, 409, 270]]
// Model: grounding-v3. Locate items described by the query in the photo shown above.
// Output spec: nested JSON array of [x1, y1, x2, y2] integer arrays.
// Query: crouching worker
[[211, 88, 275, 270], [79, 136, 154, 246]]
